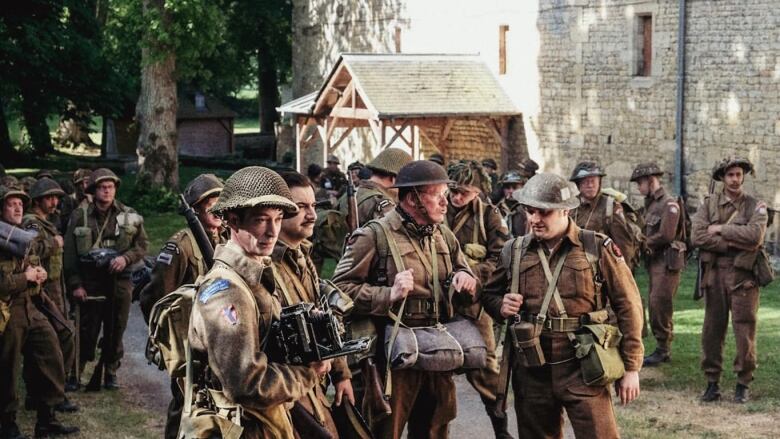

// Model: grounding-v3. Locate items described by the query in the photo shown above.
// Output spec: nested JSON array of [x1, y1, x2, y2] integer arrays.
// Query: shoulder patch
[[756, 201, 767, 215], [25, 223, 40, 231], [377, 199, 393, 210], [199, 279, 230, 303], [667, 202, 679, 214], [156, 252, 173, 266], [222, 304, 239, 325], [163, 242, 180, 255], [603, 238, 623, 260]]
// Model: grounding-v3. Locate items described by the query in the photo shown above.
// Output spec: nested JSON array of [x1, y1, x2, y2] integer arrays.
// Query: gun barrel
[[179, 194, 215, 268]]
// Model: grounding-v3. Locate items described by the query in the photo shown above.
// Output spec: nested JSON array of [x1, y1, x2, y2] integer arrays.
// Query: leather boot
[[53, 398, 79, 413], [63, 376, 79, 393], [642, 349, 670, 367], [734, 384, 750, 404], [103, 374, 119, 390], [34, 407, 79, 438], [488, 411, 514, 439], [700, 381, 721, 402]]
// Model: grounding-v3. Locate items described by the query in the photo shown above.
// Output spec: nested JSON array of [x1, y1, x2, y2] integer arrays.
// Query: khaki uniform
[[63, 200, 148, 375], [189, 241, 319, 438], [642, 187, 682, 353], [339, 179, 397, 226], [139, 227, 226, 439], [271, 240, 352, 438], [58, 192, 88, 235], [322, 169, 348, 197], [445, 198, 508, 415], [333, 209, 476, 439], [0, 251, 67, 417], [21, 213, 77, 387], [481, 220, 644, 439], [572, 193, 637, 269], [691, 191, 767, 386], [497, 198, 528, 238]]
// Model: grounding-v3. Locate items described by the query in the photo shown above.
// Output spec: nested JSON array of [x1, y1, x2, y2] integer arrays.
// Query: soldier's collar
[[213, 241, 272, 289], [719, 189, 744, 206], [271, 239, 311, 262], [651, 186, 666, 201], [396, 206, 435, 237], [564, 219, 583, 247]]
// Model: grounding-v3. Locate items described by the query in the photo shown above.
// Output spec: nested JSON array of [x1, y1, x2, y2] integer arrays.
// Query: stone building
[[289, 0, 780, 239]]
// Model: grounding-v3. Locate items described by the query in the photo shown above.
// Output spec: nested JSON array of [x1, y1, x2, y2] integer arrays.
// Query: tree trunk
[[19, 85, 54, 156], [135, 0, 178, 189], [257, 45, 280, 135], [0, 95, 21, 163]]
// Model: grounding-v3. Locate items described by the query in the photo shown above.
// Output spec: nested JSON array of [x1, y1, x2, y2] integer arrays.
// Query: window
[[499, 24, 509, 75], [636, 15, 652, 76]]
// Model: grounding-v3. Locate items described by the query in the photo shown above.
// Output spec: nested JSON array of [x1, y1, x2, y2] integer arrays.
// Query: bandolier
[[692, 157, 768, 404]]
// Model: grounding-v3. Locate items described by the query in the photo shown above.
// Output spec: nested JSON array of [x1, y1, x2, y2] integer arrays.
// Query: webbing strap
[[580, 230, 603, 310], [376, 221, 407, 399], [537, 247, 576, 344]]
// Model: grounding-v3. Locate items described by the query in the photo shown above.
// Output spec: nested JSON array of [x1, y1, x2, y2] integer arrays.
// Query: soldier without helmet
[[138, 173, 227, 439], [63, 168, 148, 390], [445, 161, 512, 438], [630, 163, 685, 367], [187, 166, 331, 437], [333, 160, 478, 438], [481, 173, 643, 438], [0, 185, 80, 439], [692, 157, 767, 404]]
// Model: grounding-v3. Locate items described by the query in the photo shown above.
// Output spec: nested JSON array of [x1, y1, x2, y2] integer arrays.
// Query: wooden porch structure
[[278, 54, 521, 172]]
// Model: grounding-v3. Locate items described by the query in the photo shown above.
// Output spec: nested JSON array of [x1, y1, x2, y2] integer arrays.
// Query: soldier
[[630, 164, 684, 366], [58, 169, 91, 235], [138, 173, 226, 439], [338, 148, 413, 225], [496, 171, 528, 238], [0, 185, 79, 439], [187, 166, 330, 437], [481, 173, 643, 438], [692, 157, 767, 404], [347, 161, 364, 186], [274, 171, 355, 437], [445, 161, 511, 438], [481, 158, 499, 191], [428, 153, 445, 166], [63, 168, 148, 389], [21, 178, 80, 393], [323, 155, 348, 198], [333, 160, 478, 438], [569, 161, 637, 268]]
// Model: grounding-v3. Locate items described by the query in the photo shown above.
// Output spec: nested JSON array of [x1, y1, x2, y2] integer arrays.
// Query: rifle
[[693, 177, 716, 301], [493, 317, 515, 418], [178, 194, 215, 268], [86, 288, 115, 391], [346, 173, 359, 232]]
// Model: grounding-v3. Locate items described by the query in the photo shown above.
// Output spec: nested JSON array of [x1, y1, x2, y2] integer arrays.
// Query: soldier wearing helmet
[[445, 160, 512, 437], [63, 168, 148, 390], [58, 169, 92, 234], [22, 178, 81, 394], [338, 147, 413, 224], [630, 163, 685, 367], [138, 173, 228, 439], [322, 154, 348, 198], [569, 161, 637, 269], [0, 184, 80, 438], [333, 160, 478, 438], [187, 167, 331, 437], [692, 157, 767, 404], [481, 172, 643, 438]]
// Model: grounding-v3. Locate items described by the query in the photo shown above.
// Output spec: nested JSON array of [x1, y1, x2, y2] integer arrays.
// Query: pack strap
[[536, 247, 577, 347], [184, 229, 206, 274], [376, 220, 407, 400], [580, 230, 604, 310]]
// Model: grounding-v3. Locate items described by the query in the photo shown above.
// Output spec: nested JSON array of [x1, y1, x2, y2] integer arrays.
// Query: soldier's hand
[[24, 265, 41, 284], [451, 271, 477, 295], [707, 224, 723, 235], [54, 235, 64, 248], [310, 359, 332, 377], [72, 287, 88, 302], [390, 268, 414, 302], [334, 378, 355, 406], [615, 370, 640, 405], [35, 267, 47, 283], [109, 255, 128, 273], [500, 293, 523, 318]]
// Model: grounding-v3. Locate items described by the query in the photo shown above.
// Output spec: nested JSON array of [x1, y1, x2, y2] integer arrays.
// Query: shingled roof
[[178, 93, 237, 120], [279, 53, 519, 119]]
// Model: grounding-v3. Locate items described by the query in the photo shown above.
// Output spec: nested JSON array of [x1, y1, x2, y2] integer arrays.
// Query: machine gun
[[178, 194, 214, 268], [0, 220, 38, 258]]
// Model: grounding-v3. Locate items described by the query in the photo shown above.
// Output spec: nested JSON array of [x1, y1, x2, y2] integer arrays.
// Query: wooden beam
[[385, 120, 412, 148], [295, 122, 302, 172], [325, 116, 341, 147], [412, 126, 420, 159], [368, 119, 382, 143], [330, 107, 374, 119], [330, 126, 355, 152], [439, 119, 455, 146]]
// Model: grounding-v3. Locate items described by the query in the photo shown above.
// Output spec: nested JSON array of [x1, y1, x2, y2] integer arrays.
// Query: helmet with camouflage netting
[[72, 168, 92, 184], [29, 177, 65, 200], [630, 162, 664, 182], [499, 170, 526, 185], [712, 157, 754, 182], [448, 160, 492, 194], [367, 148, 413, 177], [569, 161, 606, 182], [392, 160, 453, 188], [183, 174, 224, 207], [209, 166, 298, 218], [514, 173, 580, 210]]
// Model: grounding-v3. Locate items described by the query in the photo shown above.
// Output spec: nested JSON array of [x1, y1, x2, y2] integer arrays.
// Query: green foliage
[[125, 181, 180, 215]]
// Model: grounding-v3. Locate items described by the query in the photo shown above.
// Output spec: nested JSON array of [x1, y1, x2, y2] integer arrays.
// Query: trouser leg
[[701, 266, 731, 383], [730, 283, 760, 386]]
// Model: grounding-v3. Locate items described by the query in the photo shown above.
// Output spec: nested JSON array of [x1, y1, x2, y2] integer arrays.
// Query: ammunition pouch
[[665, 240, 687, 272], [48, 251, 63, 281], [753, 248, 775, 287], [0, 299, 10, 335], [574, 324, 625, 387], [116, 224, 137, 252], [73, 226, 93, 256], [463, 243, 487, 268]]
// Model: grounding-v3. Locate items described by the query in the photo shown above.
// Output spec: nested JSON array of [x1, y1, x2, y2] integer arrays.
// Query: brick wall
[[178, 120, 232, 157]]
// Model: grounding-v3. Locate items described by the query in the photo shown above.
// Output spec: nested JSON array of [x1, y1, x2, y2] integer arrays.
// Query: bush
[[125, 183, 179, 215]]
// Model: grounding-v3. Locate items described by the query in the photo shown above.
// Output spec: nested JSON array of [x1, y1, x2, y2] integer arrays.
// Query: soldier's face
[[577, 176, 600, 200], [525, 206, 569, 240], [36, 195, 60, 214], [449, 185, 480, 208], [350, 169, 360, 182], [723, 166, 744, 193], [79, 178, 90, 193], [327, 162, 339, 172], [196, 196, 222, 230], [229, 206, 283, 257], [94, 181, 116, 204], [636, 177, 652, 196], [283, 186, 317, 240], [2, 197, 24, 225], [502, 183, 522, 201], [417, 184, 449, 224]]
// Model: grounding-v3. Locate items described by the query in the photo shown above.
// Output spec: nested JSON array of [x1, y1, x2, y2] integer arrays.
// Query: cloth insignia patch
[[756, 201, 767, 215], [335, 256, 354, 274], [25, 223, 40, 231], [156, 252, 173, 266], [378, 199, 392, 210], [222, 304, 238, 325], [199, 279, 230, 303], [163, 242, 180, 255]]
